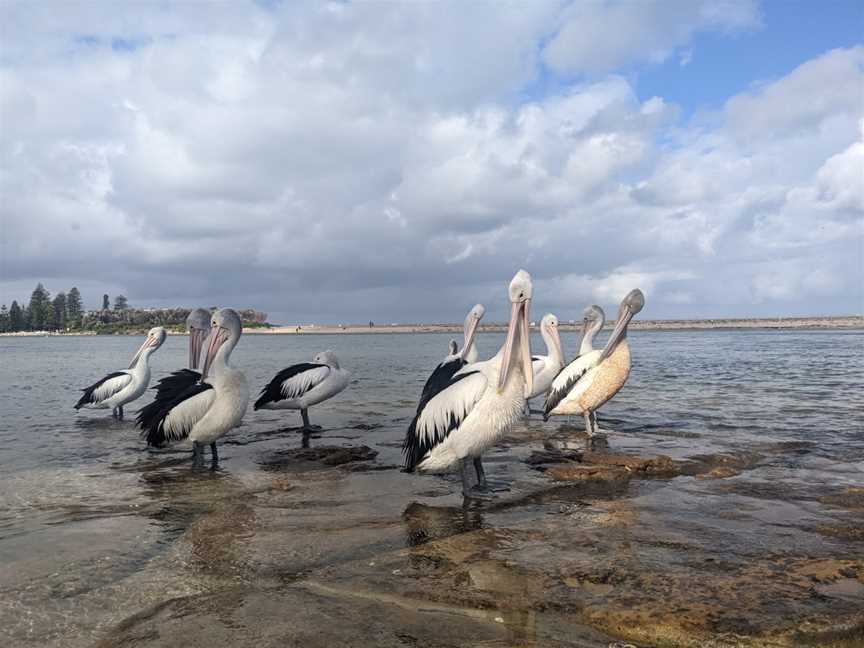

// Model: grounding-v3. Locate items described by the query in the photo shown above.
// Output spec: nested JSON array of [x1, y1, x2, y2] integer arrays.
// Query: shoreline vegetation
[[2, 315, 861, 336]]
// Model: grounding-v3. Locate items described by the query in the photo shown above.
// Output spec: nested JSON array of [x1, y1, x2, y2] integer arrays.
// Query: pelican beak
[[498, 299, 532, 394], [459, 315, 481, 362], [189, 327, 208, 370], [551, 325, 564, 366], [201, 327, 227, 381], [599, 306, 633, 362], [128, 336, 155, 369]]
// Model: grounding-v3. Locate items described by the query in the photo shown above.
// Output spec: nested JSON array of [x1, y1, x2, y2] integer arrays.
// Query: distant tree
[[9, 301, 23, 332], [102, 294, 110, 310], [52, 292, 67, 330], [29, 283, 49, 330], [114, 294, 129, 311], [0, 305, 8, 333], [66, 287, 82, 327], [21, 305, 31, 331]]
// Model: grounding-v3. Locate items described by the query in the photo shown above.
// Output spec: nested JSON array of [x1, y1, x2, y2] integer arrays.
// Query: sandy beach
[[247, 314, 864, 335], [2, 315, 861, 337]]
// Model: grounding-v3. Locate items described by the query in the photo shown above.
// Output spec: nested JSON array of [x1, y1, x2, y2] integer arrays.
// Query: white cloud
[[0, 2, 861, 323]]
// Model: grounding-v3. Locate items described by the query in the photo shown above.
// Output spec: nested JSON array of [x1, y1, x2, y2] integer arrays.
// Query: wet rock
[[816, 525, 864, 542], [257, 445, 378, 471], [545, 464, 631, 484], [821, 487, 864, 511], [679, 451, 763, 478], [96, 584, 520, 648], [581, 451, 679, 477]]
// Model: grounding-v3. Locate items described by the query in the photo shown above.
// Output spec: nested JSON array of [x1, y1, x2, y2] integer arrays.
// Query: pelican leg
[[301, 408, 323, 432], [584, 412, 594, 436], [192, 441, 205, 469], [590, 411, 601, 434], [473, 457, 487, 488], [117, 405, 124, 421], [460, 460, 475, 496], [210, 442, 219, 468], [111, 407, 118, 419]]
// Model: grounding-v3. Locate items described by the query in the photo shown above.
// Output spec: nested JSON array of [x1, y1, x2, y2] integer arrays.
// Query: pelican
[[525, 313, 565, 406], [253, 351, 350, 432], [418, 304, 485, 406], [74, 327, 166, 420], [137, 308, 248, 467], [544, 290, 644, 436], [578, 305, 605, 355], [150, 308, 211, 399], [403, 271, 533, 496]]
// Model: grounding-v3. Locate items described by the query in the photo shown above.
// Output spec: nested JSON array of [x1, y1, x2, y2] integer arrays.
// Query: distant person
[[369, 320, 374, 328]]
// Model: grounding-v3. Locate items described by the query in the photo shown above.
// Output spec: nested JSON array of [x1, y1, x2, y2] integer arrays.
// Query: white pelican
[[417, 304, 485, 406], [544, 290, 644, 436], [150, 308, 211, 399], [74, 327, 166, 420], [525, 313, 565, 404], [137, 309, 248, 467], [578, 305, 605, 355], [403, 271, 533, 496], [253, 351, 350, 432]]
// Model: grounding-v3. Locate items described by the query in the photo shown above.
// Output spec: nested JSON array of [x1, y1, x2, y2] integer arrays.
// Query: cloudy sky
[[1, 1, 861, 324]]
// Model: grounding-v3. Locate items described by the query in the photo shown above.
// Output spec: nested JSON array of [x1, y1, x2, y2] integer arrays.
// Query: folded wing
[[403, 369, 487, 471], [138, 382, 215, 447], [543, 350, 602, 418], [254, 363, 330, 410], [75, 371, 131, 409]]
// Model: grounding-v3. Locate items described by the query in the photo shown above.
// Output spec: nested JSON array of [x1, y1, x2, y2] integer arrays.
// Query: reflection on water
[[0, 329, 862, 647]]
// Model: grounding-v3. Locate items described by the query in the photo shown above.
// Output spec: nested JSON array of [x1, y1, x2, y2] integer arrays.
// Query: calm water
[[0, 329, 862, 646]]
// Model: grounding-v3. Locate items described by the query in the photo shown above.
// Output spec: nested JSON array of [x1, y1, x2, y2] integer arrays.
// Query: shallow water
[[1, 329, 862, 647]]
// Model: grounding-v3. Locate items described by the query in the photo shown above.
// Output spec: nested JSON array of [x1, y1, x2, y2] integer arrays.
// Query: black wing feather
[[74, 371, 127, 409], [152, 369, 202, 399], [253, 363, 326, 410], [137, 382, 213, 447], [402, 369, 479, 472], [416, 358, 465, 412]]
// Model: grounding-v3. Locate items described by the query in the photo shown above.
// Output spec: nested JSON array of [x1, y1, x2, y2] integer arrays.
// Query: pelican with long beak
[[403, 271, 533, 497], [526, 313, 566, 406], [544, 290, 644, 436], [74, 327, 166, 419], [137, 309, 248, 468]]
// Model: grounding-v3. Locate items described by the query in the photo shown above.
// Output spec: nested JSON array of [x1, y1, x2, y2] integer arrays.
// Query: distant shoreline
[[3, 315, 861, 337]]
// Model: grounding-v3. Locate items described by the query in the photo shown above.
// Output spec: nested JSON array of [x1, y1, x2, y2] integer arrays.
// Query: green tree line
[[0, 283, 269, 333]]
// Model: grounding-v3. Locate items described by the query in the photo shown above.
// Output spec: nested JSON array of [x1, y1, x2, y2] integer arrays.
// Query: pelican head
[[129, 326, 167, 368], [186, 308, 211, 370], [314, 350, 341, 369], [579, 304, 605, 353], [201, 308, 243, 380], [498, 270, 533, 395], [541, 313, 564, 365], [599, 289, 644, 361], [460, 303, 485, 361]]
